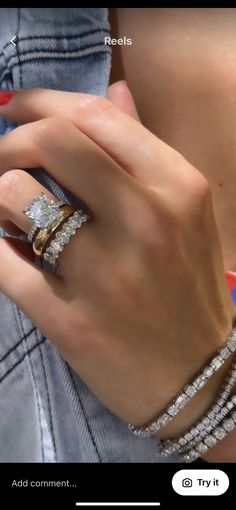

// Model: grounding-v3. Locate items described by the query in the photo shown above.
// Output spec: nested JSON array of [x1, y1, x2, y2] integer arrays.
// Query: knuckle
[[185, 173, 213, 222], [73, 94, 113, 123], [193, 174, 212, 203]]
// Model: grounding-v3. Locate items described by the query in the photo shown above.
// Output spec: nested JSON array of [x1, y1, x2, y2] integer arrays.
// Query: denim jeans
[[0, 8, 180, 462]]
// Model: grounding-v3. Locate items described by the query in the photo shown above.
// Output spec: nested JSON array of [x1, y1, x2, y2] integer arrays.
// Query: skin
[[0, 7, 234, 463], [110, 8, 236, 273], [0, 87, 235, 465], [110, 7, 236, 460]]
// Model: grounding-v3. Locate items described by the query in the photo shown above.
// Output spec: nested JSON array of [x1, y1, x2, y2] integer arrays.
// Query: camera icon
[[182, 477, 193, 488]]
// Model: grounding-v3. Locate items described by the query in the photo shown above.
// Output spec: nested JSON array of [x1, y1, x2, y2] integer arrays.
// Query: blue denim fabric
[[0, 8, 180, 462]]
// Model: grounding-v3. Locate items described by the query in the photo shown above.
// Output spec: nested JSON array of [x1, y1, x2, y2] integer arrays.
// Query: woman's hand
[[0, 87, 234, 441]]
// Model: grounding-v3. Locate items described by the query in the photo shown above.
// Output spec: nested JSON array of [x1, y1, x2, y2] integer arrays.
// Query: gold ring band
[[32, 205, 76, 256]]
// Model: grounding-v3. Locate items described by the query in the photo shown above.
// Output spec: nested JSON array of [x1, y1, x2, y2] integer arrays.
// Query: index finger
[[0, 88, 192, 190]]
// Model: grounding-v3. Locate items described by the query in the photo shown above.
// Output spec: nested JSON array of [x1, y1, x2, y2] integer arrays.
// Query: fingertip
[[0, 90, 18, 107], [107, 80, 141, 122]]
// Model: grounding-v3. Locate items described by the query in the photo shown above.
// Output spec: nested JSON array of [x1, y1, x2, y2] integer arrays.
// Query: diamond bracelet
[[128, 326, 236, 437], [159, 356, 236, 456], [183, 402, 236, 463], [181, 394, 236, 457]]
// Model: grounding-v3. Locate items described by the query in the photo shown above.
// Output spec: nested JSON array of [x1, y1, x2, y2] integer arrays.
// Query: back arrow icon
[[10, 36, 17, 47]]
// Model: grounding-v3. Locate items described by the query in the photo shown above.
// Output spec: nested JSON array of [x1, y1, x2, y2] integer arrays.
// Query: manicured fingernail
[[115, 80, 128, 87], [0, 90, 17, 106], [225, 270, 236, 304]]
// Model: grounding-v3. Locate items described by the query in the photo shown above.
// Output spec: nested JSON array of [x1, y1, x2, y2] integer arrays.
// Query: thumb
[[107, 80, 141, 122]]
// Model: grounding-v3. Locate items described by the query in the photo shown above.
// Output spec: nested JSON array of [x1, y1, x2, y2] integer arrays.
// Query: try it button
[[172, 469, 229, 496]]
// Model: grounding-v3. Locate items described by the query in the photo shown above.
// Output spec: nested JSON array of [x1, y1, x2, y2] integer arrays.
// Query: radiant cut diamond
[[227, 337, 236, 352], [214, 427, 226, 440], [204, 436, 217, 447], [231, 394, 236, 405], [184, 433, 193, 442], [184, 452, 198, 462], [191, 428, 199, 438], [168, 405, 178, 416], [157, 414, 169, 428], [217, 398, 226, 407], [179, 437, 187, 446], [185, 385, 197, 397], [196, 443, 208, 454], [196, 423, 205, 432], [197, 377, 206, 389], [223, 418, 234, 432], [221, 391, 229, 400], [221, 347, 230, 359], [203, 366, 214, 378], [208, 411, 216, 420], [220, 408, 229, 417], [210, 358, 222, 370], [24, 193, 61, 228], [175, 395, 187, 409]]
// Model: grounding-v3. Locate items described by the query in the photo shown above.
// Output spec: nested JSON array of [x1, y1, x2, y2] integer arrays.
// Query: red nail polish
[[225, 271, 236, 291], [0, 90, 17, 106]]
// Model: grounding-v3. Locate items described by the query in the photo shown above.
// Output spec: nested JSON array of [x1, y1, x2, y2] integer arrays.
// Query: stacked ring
[[23, 192, 90, 272], [32, 205, 76, 256]]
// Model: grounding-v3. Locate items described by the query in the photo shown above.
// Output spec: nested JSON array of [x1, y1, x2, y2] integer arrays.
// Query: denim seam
[[27, 343, 45, 462], [4, 43, 110, 67], [0, 70, 12, 86], [14, 306, 45, 462], [0, 44, 109, 60], [36, 329, 57, 462], [0, 326, 36, 364], [0, 52, 108, 81], [0, 50, 110, 81], [68, 366, 102, 463], [0, 335, 46, 384]]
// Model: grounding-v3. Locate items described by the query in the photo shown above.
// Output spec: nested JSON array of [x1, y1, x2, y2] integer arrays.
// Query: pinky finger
[[0, 237, 58, 322]]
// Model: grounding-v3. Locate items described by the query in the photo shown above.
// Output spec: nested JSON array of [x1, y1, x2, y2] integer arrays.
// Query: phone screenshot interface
[[0, 5, 235, 508]]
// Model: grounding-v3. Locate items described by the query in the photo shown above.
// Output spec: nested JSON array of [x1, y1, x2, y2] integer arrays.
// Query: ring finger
[[0, 169, 95, 275]]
